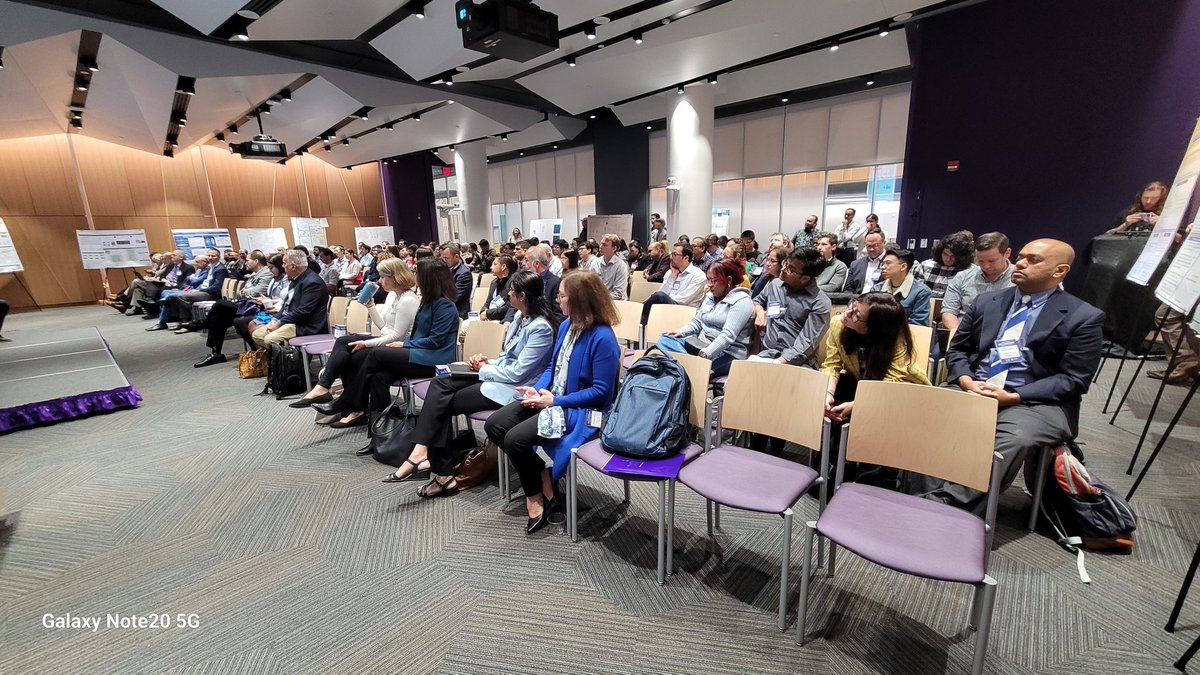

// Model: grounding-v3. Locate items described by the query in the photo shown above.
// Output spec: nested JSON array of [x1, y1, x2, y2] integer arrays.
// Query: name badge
[[702, 297, 715, 309], [586, 410, 604, 428], [870, 267, 883, 283], [994, 339, 1024, 365], [767, 301, 783, 318]]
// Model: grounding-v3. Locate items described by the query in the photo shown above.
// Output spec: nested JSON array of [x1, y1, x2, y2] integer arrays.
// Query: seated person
[[751, 246, 782, 299], [147, 250, 228, 331], [223, 249, 248, 280], [251, 249, 330, 347], [721, 240, 753, 288], [641, 240, 672, 282], [657, 258, 754, 376], [484, 273, 621, 535], [315, 246, 339, 294], [840, 230, 887, 297], [911, 239, 1104, 514], [109, 252, 166, 313], [480, 255, 516, 321], [290, 259, 420, 406], [505, 247, 562, 324], [822, 292, 931, 424], [578, 241, 602, 273], [234, 256, 289, 351], [391, 270, 557, 489], [313, 258, 458, 427], [338, 250, 363, 284], [870, 248, 933, 326], [814, 233, 849, 294], [941, 232, 1013, 332], [440, 243, 474, 319], [1106, 180, 1168, 234], [559, 249, 580, 277], [753, 248, 832, 368], [916, 231, 975, 298], [639, 242, 708, 323], [195, 251, 275, 367], [543, 243, 564, 276], [597, 234, 630, 300], [625, 241, 646, 273]]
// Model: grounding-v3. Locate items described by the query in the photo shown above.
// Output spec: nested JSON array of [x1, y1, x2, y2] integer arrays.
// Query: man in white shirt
[[639, 241, 707, 323], [596, 234, 630, 300], [941, 232, 1014, 331], [542, 243, 564, 276], [835, 207, 866, 263], [843, 230, 888, 295], [578, 241, 602, 273]]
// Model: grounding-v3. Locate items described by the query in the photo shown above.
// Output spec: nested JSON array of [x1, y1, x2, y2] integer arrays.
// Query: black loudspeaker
[[1080, 234, 1161, 349]]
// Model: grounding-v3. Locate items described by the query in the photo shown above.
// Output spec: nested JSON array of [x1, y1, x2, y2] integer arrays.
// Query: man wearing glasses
[[639, 241, 708, 323], [252, 249, 330, 347]]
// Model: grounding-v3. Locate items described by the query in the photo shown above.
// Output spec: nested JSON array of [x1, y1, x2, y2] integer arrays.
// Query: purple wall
[[899, 0, 1200, 291], [381, 153, 439, 244]]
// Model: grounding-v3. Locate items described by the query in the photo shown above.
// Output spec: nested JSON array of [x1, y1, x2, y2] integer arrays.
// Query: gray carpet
[[0, 304, 1197, 674]]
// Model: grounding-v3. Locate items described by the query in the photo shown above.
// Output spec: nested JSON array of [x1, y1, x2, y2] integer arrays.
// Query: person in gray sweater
[[657, 258, 755, 375]]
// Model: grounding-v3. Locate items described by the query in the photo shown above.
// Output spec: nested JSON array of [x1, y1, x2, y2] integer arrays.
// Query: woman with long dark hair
[[314, 258, 458, 427], [916, 231, 975, 298], [389, 270, 558, 490], [484, 273, 621, 534], [1107, 180, 1169, 234], [821, 292, 930, 423]]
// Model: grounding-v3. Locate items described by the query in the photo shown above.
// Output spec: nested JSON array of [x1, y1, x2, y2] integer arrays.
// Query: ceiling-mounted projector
[[455, 0, 559, 62], [231, 134, 287, 160]]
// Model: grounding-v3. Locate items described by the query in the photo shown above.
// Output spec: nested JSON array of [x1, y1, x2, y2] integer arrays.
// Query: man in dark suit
[[913, 238, 1104, 513], [146, 250, 229, 331], [440, 243, 474, 319], [834, 230, 887, 300], [252, 249, 330, 347], [505, 245, 562, 324]]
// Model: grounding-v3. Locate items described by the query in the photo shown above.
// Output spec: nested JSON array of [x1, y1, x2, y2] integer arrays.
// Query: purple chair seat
[[678, 445, 817, 513], [303, 339, 336, 356], [469, 409, 495, 422], [290, 334, 334, 348], [410, 379, 431, 400], [622, 354, 637, 370], [576, 438, 704, 478], [815, 483, 986, 584]]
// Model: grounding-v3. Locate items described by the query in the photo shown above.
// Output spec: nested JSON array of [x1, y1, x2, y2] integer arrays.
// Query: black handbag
[[366, 401, 420, 467]]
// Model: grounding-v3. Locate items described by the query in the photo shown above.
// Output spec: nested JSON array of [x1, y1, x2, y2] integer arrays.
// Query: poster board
[[585, 214, 633, 243], [711, 209, 731, 237], [291, 217, 329, 248], [528, 219, 562, 243], [0, 218, 24, 273], [1127, 117, 1200, 285], [172, 228, 233, 260], [1155, 218, 1200, 313], [76, 230, 152, 269], [354, 226, 394, 247], [236, 227, 289, 254]]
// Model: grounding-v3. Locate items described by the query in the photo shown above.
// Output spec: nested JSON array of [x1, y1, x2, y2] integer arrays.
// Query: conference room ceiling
[[0, 0, 977, 167]]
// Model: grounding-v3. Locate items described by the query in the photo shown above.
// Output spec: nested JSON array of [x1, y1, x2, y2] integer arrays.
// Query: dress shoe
[[145, 324, 167, 332], [141, 313, 158, 320], [312, 400, 350, 416], [125, 307, 142, 316], [355, 443, 375, 456], [330, 414, 367, 429], [288, 392, 333, 409], [1148, 369, 1167, 380], [526, 508, 551, 536], [194, 353, 227, 368], [1164, 366, 1199, 386]]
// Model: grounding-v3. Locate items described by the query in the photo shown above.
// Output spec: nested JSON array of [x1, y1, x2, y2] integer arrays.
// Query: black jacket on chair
[[278, 268, 330, 337]]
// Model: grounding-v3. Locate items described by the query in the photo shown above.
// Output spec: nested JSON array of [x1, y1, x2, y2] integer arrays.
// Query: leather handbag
[[368, 402, 420, 467], [238, 348, 268, 379], [453, 443, 497, 490]]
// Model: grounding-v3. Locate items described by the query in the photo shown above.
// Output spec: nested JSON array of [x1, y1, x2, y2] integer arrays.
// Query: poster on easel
[[0, 218, 24, 273], [354, 226, 394, 248], [76, 230, 152, 270], [1155, 216, 1200, 314], [172, 228, 233, 260], [711, 209, 731, 237], [1127, 117, 1200, 285], [291, 217, 329, 249], [528, 219, 562, 243], [236, 227, 289, 254], [585, 215, 633, 243]]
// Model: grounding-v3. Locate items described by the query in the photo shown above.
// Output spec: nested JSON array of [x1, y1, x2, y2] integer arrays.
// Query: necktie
[[987, 295, 1031, 379]]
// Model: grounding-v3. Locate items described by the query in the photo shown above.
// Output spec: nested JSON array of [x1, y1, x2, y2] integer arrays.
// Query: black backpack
[[261, 343, 307, 399], [600, 346, 691, 459]]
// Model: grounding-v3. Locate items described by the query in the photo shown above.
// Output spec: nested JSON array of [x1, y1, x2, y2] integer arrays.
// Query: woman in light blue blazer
[[392, 270, 557, 493]]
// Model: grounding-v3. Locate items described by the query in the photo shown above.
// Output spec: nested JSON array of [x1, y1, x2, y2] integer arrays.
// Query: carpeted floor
[[0, 304, 1197, 674]]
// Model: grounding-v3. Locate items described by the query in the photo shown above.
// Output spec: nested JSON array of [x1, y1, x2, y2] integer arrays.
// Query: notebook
[[602, 453, 686, 479], [435, 363, 479, 378]]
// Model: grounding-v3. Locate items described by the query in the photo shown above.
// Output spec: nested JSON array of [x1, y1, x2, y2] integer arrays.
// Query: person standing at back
[[439, 243, 474, 319], [835, 207, 865, 265]]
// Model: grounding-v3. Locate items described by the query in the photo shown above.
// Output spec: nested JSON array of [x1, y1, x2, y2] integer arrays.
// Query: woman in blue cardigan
[[315, 258, 459, 427], [484, 272, 621, 535]]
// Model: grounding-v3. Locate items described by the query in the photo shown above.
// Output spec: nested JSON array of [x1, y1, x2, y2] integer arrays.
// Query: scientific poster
[[1155, 217, 1200, 314], [1127, 117, 1200, 285], [76, 230, 152, 270], [711, 209, 731, 237], [291, 217, 328, 248], [172, 228, 233, 260], [585, 215, 633, 243], [0, 218, 24, 274], [354, 226, 394, 247], [528, 219, 562, 243], [236, 228, 289, 254]]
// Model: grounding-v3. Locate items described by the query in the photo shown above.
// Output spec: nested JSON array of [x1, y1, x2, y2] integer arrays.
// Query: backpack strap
[[1039, 496, 1091, 584]]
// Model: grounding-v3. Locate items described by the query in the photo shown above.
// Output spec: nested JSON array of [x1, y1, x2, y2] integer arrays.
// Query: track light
[[215, 132, 225, 143], [230, 29, 249, 41], [566, 56, 576, 67], [174, 114, 187, 127], [385, 122, 394, 131], [589, 113, 596, 119], [646, 125, 651, 130], [866, 78, 875, 86], [677, 86, 685, 95], [449, 144, 456, 151], [80, 56, 99, 72], [519, 151, 524, 156], [324, 144, 332, 152], [412, 113, 421, 121], [781, 95, 789, 103], [261, 105, 271, 115], [70, 118, 83, 129], [167, 134, 179, 147], [295, 148, 305, 155], [342, 138, 351, 146], [552, 144, 558, 149], [75, 76, 89, 92], [707, 74, 718, 85], [164, 148, 173, 157], [281, 89, 292, 102], [411, 0, 425, 18], [500, 133, 509, 141], [632, 33, 642, 45], [879, 24, 890, 37], [358, 109, 370, 120], [229, 123, 239, 136], [584, 23, 597, 39], [829, 40, 839, 52], [70, 110, 82, 120], [176, 76, 196, 96]]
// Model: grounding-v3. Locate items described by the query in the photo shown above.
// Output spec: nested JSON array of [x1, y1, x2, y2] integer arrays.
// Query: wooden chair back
[[909, 324, 933, 371], [478, 272, 495, 290], [720, 359, 829, 451], [328, 296, 351, 331], [344, 301, 370, 334], [644, 304, 697, 348], [611, 300, 644, 346], [628, 349, 712, 429], [463, 319, 508, 360], [847, 381, 997, 492], [929, 297, 943, 327], [629, 281, 662, 303], [471, 286, 492, 313]]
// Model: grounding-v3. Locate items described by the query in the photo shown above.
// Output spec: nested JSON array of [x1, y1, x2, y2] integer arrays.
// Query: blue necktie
[[988, 295, 1031, 379]]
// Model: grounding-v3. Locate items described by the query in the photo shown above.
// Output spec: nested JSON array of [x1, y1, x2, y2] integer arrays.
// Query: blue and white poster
[[172, 228, 233, 260]]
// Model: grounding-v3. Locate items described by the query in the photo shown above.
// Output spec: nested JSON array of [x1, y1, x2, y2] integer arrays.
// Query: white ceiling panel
[[83, 38, 178, 153], [333, 101, 445, 139], [321, 103, 519, 167], [609, 29, 911, 126], [0, 31, 80, 140], [146, 0, 244, 35], [251, 76, 361, 153], [250, 0, 408, 41], [483, 116, 586, 156], [177, 73, 304, 148], [519, 0, 937, 114]]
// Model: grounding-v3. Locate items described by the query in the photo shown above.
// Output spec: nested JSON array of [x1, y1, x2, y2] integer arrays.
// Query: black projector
[[231, 135, 287, 160], [456, 0, 559, 62]]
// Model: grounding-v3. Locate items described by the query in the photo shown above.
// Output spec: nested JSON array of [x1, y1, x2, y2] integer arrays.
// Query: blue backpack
[[600, 347, 691, 459]]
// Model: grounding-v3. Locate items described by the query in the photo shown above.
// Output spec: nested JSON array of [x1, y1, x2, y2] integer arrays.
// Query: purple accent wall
[[899, 0, 1200, 291], [381, 153, 439, 244]]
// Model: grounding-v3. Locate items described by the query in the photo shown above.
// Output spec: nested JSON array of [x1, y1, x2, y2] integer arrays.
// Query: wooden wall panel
[[161, 149, 208, 218], [0, 215, 98, 306], [76, 136, 139, 217]]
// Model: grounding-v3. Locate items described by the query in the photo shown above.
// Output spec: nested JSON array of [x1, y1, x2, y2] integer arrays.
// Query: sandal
[[418, 476, 460, 499], [382, 458, 430, 483]]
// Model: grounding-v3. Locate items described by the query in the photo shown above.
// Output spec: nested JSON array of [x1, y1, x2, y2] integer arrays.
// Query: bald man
[[912, 239, 1105, 513]]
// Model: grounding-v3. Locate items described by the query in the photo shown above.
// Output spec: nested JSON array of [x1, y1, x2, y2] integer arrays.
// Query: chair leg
[[778, 508, 793, 632], [706, 499, 713, 536], [623, 479, 631, 504], [569, 451, 579, 542], [1178, 633, 1200, 671], [714, 502, 721, 530], [1029, 446, 1051, 531], [667, 479, 676, 577], [970, 576, 998, 675], [302, 353, 313, 391], [828, 539, 837, 578], [657, 480, 667, 585], [796, 521, 816, 645], [497, 449, 508, 505]]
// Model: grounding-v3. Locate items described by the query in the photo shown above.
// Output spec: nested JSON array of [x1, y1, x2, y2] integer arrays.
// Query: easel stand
[[1169, 538, 1200, 670], [1101, 293, 1160, 415], [1126, 368, 1198, 501], [1122, 298, 1200, 476], [2, 272, 42, 311]]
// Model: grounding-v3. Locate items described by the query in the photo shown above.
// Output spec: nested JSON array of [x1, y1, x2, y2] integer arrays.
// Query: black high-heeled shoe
[[312, 399, 349, 416], [526, 508, 551, 535]]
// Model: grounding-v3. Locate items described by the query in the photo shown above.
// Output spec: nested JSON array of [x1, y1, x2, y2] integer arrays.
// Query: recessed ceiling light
[[677, 86, 685, 94], [236, 9, 260, 19], [215, 132, 225, 143], [646, 125, 652, 130], [893, 12, 913, 21], [594, 16, 610, 25], [632, 32, 643, 44], [707, 74, 718, 84], [70, 118, 83, 129], [449, 144, 456, 151], [829, 41, 839, 52], [456, 65, 470, 72]]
